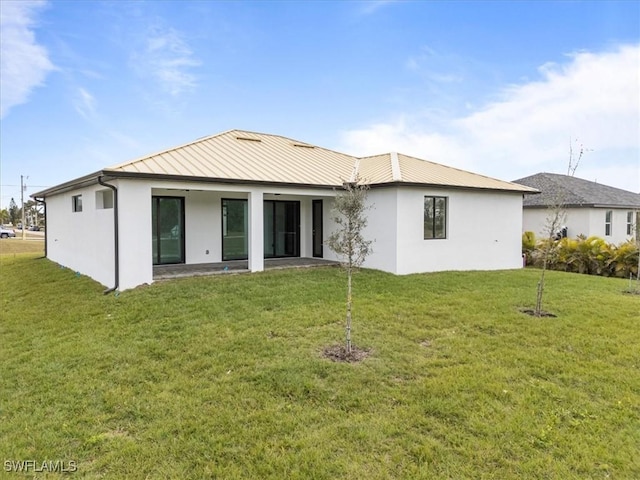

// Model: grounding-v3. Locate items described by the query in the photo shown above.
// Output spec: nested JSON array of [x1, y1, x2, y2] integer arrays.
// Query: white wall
[[390, 187, 523, 274], [523, 207, 636, 244], [360, 188, 398, 273], [45, 178, 531, 290], [117, 179, 153, 290], [45, 184, 115, 288]]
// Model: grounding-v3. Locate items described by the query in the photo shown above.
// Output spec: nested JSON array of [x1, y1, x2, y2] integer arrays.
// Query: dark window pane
[[424, 196, 446, 239]]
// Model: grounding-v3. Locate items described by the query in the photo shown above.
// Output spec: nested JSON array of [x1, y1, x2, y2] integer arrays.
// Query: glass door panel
[[312, 200, 323, 257], [264, 200, 299, 258], [152, 196, 185, 265], [222, 199, 248, 260]]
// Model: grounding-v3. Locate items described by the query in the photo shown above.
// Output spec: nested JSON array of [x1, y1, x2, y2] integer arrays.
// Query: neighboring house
[[33, 129, 536, 291], [513, 172, 640, 244]]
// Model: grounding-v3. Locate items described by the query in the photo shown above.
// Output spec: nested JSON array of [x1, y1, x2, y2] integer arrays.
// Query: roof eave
[[31, 171, 104, 199], [369, 180, 538, 193]]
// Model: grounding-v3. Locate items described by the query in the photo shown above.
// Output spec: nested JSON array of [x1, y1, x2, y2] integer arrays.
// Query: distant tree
[[534, 140, 585, 316], [23, 200, 43, 226], [8, 198, 18, 225], [0, 209, 8, 224], [326, 178, 373, 356]]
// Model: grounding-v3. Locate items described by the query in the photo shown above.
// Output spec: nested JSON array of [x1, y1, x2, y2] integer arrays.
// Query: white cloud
[[340, 44, 640, 192], [73, 87, 96, 119], [0, 0, 55, 118], [357, 1, 397, 16], [131, 25, 200, 96]]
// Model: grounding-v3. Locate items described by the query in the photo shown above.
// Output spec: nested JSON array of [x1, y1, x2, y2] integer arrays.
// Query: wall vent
[[236, 136, 262, 142]]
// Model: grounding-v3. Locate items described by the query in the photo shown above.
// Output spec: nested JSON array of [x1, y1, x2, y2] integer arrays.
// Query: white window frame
[[604, 210, 612, 236]]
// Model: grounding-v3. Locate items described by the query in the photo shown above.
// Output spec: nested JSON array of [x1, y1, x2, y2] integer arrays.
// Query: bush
[[524, 234, 638, 279], [522, 232, 536, 265]]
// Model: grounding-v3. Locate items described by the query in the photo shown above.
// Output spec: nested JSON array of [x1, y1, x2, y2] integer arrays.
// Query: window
[[72, 195, 82, 212], [605, 210, 612, 236], [96, 190, 113, 209], [627, 211, 634, 236], [424, 196, 447, 239]]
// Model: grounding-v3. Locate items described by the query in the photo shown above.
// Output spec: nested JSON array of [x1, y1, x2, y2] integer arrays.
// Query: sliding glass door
[[222, 199, 248, 260], [221, 199, 300, 261], [152, 196, 185, 265], [264, 200, 300, 258]]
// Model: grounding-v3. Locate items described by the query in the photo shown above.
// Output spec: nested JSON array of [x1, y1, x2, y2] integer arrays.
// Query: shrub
[[522, 232, 536, 265], [525, 235, 638, 279]]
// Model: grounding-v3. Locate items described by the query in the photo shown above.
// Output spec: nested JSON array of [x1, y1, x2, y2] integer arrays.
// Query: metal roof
[[513, 172, 640, 208], [33, 129, 537, 197]]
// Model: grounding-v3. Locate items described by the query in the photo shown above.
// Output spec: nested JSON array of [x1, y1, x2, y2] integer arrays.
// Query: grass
[[1, 254, 639, 479], [0, 237, 44, 255]]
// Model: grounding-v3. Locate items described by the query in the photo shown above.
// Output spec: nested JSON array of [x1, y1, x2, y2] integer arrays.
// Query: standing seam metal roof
[[34, 129, 537, 197]]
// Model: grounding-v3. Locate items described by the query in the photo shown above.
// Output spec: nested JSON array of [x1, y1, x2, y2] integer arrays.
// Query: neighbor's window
[[627, 211, 634, 235], [605, 210, 612, 236], [424, 196, 447, 239], [72, 195, 83, 212], [96, 189, 113, 209]]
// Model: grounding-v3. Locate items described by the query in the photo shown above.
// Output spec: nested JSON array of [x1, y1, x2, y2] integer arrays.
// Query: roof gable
[[513, 172, 640, 208]]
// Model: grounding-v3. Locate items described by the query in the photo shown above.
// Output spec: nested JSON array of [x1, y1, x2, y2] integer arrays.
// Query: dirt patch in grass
[[519, 308, 557, 318], [322, 344, 371, 363]]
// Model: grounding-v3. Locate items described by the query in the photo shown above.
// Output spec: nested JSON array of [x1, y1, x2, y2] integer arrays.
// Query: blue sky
[[1, 0, 639, 208]]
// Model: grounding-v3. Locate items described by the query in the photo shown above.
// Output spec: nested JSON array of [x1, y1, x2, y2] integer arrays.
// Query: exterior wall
[[118, 179, 153, 290], [45, 177, 531, 290], [392, 187, 523, 274], [523, 207, 637, 244], [360, 188, 398, 273], [45, 184, 115, 288]]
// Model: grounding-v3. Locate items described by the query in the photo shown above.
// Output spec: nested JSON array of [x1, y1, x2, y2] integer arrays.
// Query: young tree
[[534, 140, 585, 316], [326, 178, 373, 355], [8, 198, 18, 226]]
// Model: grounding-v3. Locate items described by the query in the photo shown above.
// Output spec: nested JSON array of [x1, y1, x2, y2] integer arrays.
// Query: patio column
[[248, 190, 264, 272]]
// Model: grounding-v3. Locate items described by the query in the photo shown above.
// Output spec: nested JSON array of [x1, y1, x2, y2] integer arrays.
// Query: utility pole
[[21, 175, 27, 240]]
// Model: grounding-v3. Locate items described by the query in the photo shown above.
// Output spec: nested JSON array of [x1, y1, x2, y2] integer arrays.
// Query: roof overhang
[[524, 203, 640, 209], [33, 170, 540, 199]]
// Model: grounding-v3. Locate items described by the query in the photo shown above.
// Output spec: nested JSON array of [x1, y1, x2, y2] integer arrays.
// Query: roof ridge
[[390, 152, 402, 181]]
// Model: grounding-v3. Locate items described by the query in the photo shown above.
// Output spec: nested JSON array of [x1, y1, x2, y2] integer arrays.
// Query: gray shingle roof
[[513, 172, 640, 208]]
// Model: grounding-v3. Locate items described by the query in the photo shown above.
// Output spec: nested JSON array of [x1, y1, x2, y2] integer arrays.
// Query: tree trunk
[[535, 243, 550, 316], [346, 264, 352, 355]]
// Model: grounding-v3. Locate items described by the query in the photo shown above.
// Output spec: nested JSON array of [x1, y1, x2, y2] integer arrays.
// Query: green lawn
[[0, 238, 44, 255], [1, 254, 638, 479]]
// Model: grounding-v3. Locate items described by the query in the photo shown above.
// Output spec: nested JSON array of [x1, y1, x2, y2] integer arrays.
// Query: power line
[[1, 184, 51, 188]]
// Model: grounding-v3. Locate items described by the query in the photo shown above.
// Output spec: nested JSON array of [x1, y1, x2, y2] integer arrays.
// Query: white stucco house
[[513, 173, 640, 244], [33, 130, 536, 291]]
